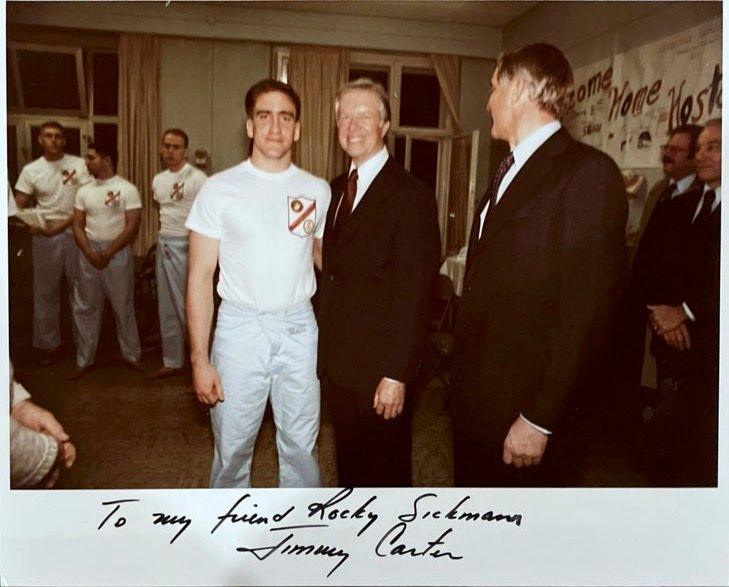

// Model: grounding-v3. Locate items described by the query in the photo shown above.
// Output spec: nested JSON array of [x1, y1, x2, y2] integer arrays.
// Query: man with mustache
[[638, 119, 721, 485], [622, 125, 703, 398]]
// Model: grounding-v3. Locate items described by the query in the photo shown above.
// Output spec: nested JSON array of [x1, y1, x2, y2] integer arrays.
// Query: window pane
[[93, 52, 119, 115], [393, 136, 406, 167], [409, 139, 438, 191], [93, 123, 118, 151], [18, 50, 81, 110], [31, 126, 82, 159], [349, 68, 389, 92], [400, 70, 440, 128]]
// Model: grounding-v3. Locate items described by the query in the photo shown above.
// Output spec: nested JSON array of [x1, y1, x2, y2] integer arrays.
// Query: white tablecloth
[[439, 246, 468, 296]]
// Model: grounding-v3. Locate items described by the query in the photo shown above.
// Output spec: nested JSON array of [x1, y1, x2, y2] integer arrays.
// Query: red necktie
[[333, 168, 358, 236]]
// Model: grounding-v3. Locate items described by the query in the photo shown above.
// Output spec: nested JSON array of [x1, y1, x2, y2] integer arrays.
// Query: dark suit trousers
[[324, 378, 412, 487]]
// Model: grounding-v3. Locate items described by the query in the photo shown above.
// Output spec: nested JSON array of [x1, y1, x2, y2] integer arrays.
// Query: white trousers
[[155, 235, 188, 369], [32, 231, 78, 350], [209, 299, 321, 488], [72, 242, 141, 367]]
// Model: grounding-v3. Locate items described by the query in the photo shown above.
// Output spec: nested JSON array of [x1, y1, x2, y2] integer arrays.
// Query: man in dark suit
[[621, 124, 703, 393], [450, 44, 627, 487], [317, 78, 440, 487], [645, 118, 721, 485]]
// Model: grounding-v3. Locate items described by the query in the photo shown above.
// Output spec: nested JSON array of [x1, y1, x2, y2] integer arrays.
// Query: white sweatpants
[[72, 242, 141, 367], [155, 235, 188, 369], [32, 230, 78, 350], [209, 299, 321, 488]]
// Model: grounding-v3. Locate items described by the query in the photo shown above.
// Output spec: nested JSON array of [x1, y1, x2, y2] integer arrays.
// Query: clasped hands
[[647, 304, 691, 351]]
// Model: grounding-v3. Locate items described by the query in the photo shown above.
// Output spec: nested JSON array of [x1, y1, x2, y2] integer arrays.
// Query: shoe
[[147, 366, 184, 380], [68, 364, 94, 380], [123, 359, 146, 373]]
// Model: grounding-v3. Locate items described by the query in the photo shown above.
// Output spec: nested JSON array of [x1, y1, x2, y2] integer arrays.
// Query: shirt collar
[[512, 120, 562, 168], [349, 145, 389, 188], [673, 173, 697, 194]]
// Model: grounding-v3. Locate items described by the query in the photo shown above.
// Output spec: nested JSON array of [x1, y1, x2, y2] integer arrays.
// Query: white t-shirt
[[74, 175, 142, 242], [152, 163, 207, 237], [186, 159, 331, 312], [15, 154, 92, 216]]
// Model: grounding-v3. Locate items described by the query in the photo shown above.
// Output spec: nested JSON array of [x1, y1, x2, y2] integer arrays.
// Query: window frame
[[8, 42, 88, 117], [7, 45, 119, 177]]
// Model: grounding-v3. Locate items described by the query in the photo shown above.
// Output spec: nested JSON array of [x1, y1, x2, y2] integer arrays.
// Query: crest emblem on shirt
[[105, 190, 121, 207], [62, 169, 78, 186], [288, 196, 316, 238], [170, 181, 185, 201]]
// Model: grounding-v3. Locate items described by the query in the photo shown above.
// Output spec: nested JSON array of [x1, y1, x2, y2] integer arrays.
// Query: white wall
[[160, 38, 270, 173], [459, 58, 497, 199]]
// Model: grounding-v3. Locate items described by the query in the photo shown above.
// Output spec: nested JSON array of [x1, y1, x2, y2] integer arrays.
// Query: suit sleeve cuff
[[682, 302, 696, 322], [520, 413, 552, 435]]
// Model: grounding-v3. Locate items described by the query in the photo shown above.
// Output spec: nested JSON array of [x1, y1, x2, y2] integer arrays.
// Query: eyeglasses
[[660, 144, 689, 154]]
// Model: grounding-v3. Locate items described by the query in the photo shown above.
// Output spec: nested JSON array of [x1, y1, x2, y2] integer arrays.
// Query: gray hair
[[335, 77, 391, 123]]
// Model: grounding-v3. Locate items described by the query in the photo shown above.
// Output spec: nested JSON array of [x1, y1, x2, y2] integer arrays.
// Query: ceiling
[[244, 1, 537, 27]]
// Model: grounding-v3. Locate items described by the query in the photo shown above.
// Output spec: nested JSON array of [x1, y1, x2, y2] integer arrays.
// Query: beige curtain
[[288, 46, 349, 181], [431, 54, 461, 133], [118, 33, 161, 256]]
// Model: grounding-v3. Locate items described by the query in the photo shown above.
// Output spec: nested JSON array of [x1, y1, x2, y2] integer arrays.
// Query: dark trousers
[[323, 378, 412, 487], [453, 427, 582, 487]]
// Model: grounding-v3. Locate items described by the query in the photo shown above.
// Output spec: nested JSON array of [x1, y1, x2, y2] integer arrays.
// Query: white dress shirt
[[335, 146, 389, 221], [478, 120, 562, 238], [670, 173, 698, 198]]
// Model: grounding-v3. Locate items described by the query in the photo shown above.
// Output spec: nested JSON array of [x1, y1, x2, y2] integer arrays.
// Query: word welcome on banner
[[565, 18, 722, 168]]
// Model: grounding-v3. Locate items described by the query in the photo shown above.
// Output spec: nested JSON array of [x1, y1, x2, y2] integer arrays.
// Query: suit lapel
[[474, 128, 571, 255], [335, 158, 398, 246]]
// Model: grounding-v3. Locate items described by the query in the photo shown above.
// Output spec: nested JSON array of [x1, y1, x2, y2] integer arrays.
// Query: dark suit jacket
[[645, 188, 720, 383], [451, 128, 628, 445], [317, 157, 441, 395]]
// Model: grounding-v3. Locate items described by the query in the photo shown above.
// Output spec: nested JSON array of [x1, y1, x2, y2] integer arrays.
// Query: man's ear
[[245, 119, 254, 139], [293, 120, 301, 143], [380, 120, 390, 140], [510, 75, 527, 105]]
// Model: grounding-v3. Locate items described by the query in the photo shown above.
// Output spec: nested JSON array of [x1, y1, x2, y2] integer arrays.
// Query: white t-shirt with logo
[[185, 159, 331, 312], [15, 154, 92, 216], [74, 175, 142, 242], [152, 163, 207, 237]]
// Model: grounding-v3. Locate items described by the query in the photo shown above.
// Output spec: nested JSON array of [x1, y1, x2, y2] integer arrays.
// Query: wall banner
[[564, 18, 722, 168]]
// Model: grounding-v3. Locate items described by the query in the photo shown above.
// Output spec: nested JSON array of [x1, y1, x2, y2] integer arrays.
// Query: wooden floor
[[12, 339, 649, 490]]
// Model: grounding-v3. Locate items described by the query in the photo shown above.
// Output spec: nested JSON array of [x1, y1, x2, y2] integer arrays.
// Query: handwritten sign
[[565, 18, 722, 167]]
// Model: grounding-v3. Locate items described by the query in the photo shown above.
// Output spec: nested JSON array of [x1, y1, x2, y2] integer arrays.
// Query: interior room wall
[[160, 38, 270, 174], [459, 57, 497, 200]]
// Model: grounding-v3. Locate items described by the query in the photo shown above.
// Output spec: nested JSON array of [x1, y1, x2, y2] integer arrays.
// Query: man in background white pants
[[14, 121, 91, 366], [70, 140, 144, 379], [150, 128, 207, 379]]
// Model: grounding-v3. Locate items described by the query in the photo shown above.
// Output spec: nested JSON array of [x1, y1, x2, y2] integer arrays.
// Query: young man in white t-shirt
[[14, 121, 92, 365], [70, 141, 144, 379], [150, 128, 207, 379], [186, 79, 331, 488]]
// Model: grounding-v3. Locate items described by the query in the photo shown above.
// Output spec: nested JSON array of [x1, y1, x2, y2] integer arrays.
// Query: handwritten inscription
[[96, 490, 523, 578]]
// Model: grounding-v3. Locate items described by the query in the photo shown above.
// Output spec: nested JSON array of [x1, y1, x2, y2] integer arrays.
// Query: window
[[7, 43, 119, 180], [274, 47, 475, 257]]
